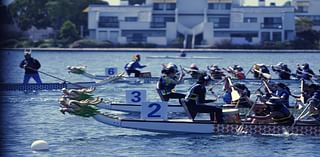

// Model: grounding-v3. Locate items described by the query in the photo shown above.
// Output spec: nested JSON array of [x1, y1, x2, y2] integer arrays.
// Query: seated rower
[[251, 64, 270, 79], [222, 81, 253, 108], [124, 54, 147, 77], [183, 63, 202, 79], [249, 96, 294, 125], [271, 62, 291, 80], [303, 83, 320, 103], [274, 83, 291, 108], [300, 63, 315, 80], [157, 63, 185, 103], [207, 64, 225, 79], [62, 87, 95, 101], [297, 91, 320, 125], [249, 102, 272, 124], [224, 65, 245, 80], [184, 74, 223, 123]]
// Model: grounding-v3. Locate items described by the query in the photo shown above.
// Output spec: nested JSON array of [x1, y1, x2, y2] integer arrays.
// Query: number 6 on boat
[[141, 102, 168, 120], [126, 90, 146, 104], [105, 67, 118, 76]]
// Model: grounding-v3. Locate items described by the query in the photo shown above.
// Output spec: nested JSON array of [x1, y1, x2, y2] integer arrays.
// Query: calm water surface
[[1, 50, 320, 157]]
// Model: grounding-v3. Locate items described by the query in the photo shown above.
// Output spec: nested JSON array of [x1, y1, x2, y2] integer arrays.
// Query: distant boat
[[146, 56, 223, 59]]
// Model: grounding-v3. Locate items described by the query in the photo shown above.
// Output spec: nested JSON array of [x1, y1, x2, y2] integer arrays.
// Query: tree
[[9, 0, 51, 31], [60, 20, 79, 43], [9, 0, 108, 31], [129, 0, 146, 5], [296, 17, 313, 32]]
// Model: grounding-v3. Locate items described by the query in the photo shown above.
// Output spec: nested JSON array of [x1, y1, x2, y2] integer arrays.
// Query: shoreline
[[1, 48, 320, 53]]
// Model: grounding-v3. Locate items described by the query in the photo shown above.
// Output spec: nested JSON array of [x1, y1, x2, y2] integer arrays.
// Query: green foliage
[[59, 21, 80, 44], [129, 0, 146, 5], [69, 39, 113, 48], [296, 17, 313, 32], [9, 0, 51, 31], [294, 30, 320, 49], [9, 0, 108, 31]]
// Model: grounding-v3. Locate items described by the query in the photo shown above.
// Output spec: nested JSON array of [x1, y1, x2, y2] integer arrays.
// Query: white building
[[87, 0, 296, 48]]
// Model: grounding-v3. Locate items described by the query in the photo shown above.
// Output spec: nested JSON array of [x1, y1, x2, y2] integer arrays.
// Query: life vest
[[124, 61, 135, 71], [235, 72, 245, 80], [158, 76, 177, 95]]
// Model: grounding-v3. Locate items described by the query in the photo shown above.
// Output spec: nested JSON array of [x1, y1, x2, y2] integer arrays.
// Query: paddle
[[291, 102, 312, 128], [253, 69, 271, 80], [25, 66, 86, 88], [262, 79, 273, 95], [236, 96, 260, 133], [245, 65, 254, 77], [96, 72, 126, 85], [226, 77, 241, 101], [300, 79, 305, 104], [178, 65, 185, 82]]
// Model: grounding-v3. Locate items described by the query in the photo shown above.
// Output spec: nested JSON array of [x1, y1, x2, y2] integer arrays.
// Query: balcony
[[98, 22, 119, 28], [150, 22, 166, 28], [261, 23, 283, 29], [213, 23, 230, 29]]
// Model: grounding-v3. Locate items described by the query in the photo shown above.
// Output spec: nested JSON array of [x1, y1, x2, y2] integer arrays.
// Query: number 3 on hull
[[126, 90, 146, 104], [141, 102, 168, 120]]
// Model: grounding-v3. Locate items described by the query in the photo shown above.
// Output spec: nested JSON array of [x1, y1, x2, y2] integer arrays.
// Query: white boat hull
[[93, 112, 320, 135]]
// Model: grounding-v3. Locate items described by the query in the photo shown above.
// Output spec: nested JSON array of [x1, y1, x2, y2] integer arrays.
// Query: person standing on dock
[[19, 49, 42, 84], [124, 54, 147, 77]]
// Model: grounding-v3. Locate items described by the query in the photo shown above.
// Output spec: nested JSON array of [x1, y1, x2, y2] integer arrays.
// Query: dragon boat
[[0, 72, 125, 91], [146, 56, 223, 59], [93, 112, 320, 136], [66, 65, 319, 84]]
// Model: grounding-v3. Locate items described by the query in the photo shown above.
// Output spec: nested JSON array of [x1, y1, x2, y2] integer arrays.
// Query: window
[[244, 17, 257, 23], [272, 32, 282, 41], [151, 16, 174, 28], [208, 17, 230, 28], [262, 17, 282, 29], [261, 32, 270, 42], [153, 3, 165, 10], [98, 16, 119, 28], [166, 3, 176, 10], [125, 17, 138, 22], [208, 3, 231, 10]]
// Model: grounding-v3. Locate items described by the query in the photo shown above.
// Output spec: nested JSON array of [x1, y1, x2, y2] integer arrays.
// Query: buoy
[[31, 140, 49, 151]]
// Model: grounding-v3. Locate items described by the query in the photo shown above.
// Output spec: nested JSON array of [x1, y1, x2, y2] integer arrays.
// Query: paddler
[[157, 63, 185, 103], [271, 62, 292, 80], [207, 64, 225, 79], [297, 91, 320, 125], [249, 96, 294, 125], [250, 64, 270, 79], [184, 74, 223, 123], [124, 54, 147, 77], [183, 63, 202, 79]]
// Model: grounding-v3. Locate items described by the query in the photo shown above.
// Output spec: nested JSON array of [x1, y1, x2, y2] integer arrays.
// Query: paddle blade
[[261, 73, 271, 79], [231, 90, 241, 101]]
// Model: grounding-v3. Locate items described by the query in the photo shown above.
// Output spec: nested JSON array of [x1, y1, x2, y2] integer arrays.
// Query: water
[[1, 50, 320, 156]]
